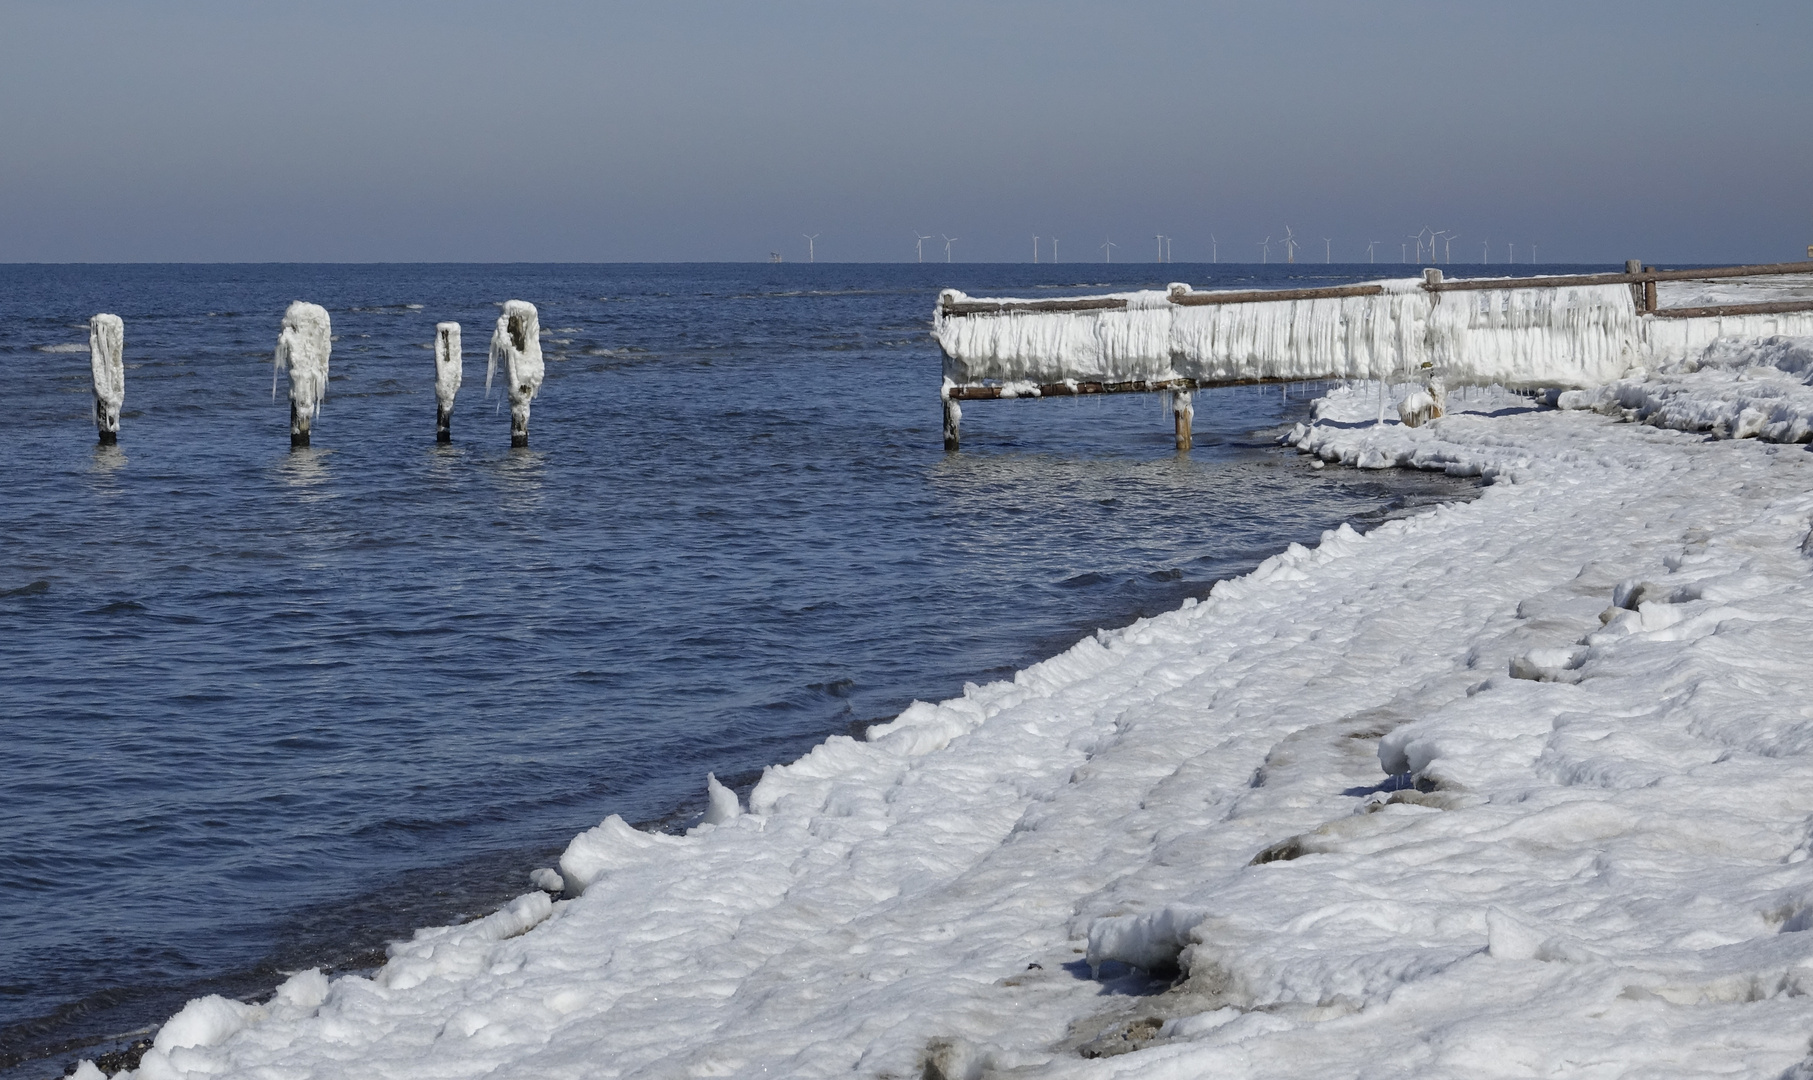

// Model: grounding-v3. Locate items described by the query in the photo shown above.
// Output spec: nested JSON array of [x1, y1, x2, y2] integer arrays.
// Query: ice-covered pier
[[933, 260, 1813, 449]]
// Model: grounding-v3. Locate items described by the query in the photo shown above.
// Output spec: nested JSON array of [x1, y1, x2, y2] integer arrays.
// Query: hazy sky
[[2, 1, 1808, 263]]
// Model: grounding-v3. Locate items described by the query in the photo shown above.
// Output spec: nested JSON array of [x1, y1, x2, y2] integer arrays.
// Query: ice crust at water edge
[[91, 337, 1813, 1078]]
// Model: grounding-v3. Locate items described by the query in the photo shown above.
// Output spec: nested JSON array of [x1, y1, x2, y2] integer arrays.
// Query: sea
[[0, 262, 1488, 1076]]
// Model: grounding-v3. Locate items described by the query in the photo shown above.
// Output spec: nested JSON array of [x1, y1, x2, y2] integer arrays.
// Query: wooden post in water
[[1172, 389, 1193, 451], [274, 302, 332, 449], [89, 314, 124, 445], [434, 322, 461, 443], [487, 301, 543, 448], [942, 390, 962, 451], [1626, 260, 1646, 311], [1644, 267, 1658, 314]]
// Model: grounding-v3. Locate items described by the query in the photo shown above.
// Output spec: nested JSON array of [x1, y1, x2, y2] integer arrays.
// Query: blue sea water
[[0, 263, 1482, 1075]]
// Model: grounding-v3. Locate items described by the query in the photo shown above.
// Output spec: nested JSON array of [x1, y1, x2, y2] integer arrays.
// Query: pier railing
[[935, 260, 1813, 449]]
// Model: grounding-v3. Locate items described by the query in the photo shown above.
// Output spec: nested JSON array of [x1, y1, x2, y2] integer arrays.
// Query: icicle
[[488, 301, 544, 447], [274, 302, 331, 448], [434, 322, 461, 444], [88, 314, 124, 444]]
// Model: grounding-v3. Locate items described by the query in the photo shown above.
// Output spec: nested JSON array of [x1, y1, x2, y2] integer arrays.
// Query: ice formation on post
[[88, 314, 124, 444], [487, 301, 543, 447], [273, 302, 332, 448], [433, 322, 461, 443]]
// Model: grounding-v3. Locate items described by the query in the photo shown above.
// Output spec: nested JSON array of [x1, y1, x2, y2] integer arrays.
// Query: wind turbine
[[1323, 237, 1333, 264], [1051, 236, 1059, 263], [1259, 236, 1271, 263], [1530, 243, 1538, 263], [1210, 234, 1218, 263], [1155, 234, 1165, 262], [1281, 226, 1299, 264], [1507, 241, 1515, 264], [942, 235, 958, 263], [1366, 239, 1380, 263], [1033, 235, 1039, 263], [1101, 237, 1117, 263], [1437, 230, 1457, 263], [1401, 242, 1408, 263], [1480, 238, 1489, 264], [802, 233, 819, 263], [914, 234, 931, 263], [1166, 236, 1172, 263]]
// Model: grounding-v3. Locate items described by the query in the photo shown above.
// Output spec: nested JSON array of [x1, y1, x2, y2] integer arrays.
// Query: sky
[[1, 0, 1808, 264]]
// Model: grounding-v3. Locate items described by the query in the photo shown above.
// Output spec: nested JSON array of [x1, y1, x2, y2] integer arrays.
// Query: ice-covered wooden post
[[89, 314, 124, 445], [941, 381, 961, 451], [488, 301, 543, 447], [1172, 389, 1193, 451], [434, 322, 461, 443], [274, 302, 331, 448]]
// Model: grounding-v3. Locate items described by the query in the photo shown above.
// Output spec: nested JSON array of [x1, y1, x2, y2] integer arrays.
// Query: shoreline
[[63, 345, 1813, 1077]]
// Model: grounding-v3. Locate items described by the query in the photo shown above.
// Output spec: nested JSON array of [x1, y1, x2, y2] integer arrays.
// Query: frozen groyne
[[933, 261, 1813, 447]]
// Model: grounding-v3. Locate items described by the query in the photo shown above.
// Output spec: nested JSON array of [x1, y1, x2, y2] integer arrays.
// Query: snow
[[934, 276, 1813, 393], [88, 336, 1813, 1079], [273, 302, 332, 418], [487, 300, 544, 436], [88, 313, 124, 435], [434, 321, 462, 413]]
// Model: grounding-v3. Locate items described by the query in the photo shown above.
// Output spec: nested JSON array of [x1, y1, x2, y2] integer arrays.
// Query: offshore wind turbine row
[[74, 302, 548, 449], [892, 229, 1543, 263]]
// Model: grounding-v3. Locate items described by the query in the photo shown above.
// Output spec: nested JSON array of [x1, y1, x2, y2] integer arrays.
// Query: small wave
[[34, 343, 87, 353], [0, 580, 50, 598]]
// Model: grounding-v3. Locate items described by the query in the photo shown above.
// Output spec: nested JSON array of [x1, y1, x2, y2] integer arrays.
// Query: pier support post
[[1626, 260, 1647, 311], [274, 301, 331, 450], [89, 313, 124, 445], [1423, 268, 1443, 287], [1172, 390, 1193, 451], [942, 393, 961, 451], [291, 403, 311, 448], [434, 322, 461, 444], [488, 303, 543, 448], [1644, 267, 1657, 314]]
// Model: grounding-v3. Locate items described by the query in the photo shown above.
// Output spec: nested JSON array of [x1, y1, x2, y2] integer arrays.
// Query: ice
[[487, 300, 543, 445], [89, 334, 1813, 1079], [273, 302, 332, 442], [88, 313, 124, 438], [434, 321, 462, 417], [934, 277, 1813, 393]]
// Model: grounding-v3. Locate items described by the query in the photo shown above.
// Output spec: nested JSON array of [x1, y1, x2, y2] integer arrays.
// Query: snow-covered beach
[[87, 337, 1813, 1079]]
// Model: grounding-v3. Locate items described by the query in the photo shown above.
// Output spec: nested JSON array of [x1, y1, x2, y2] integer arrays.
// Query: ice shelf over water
[[89, 335, 1813, 1079], [934, 277, 1813, 391]]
